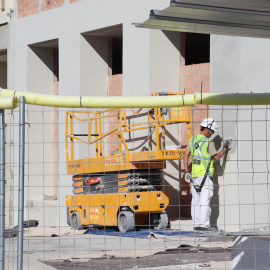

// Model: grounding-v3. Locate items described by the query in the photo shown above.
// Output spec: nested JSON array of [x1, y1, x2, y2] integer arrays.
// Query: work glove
[[184, 172, 192, 183], [223, 138, 232, 150]]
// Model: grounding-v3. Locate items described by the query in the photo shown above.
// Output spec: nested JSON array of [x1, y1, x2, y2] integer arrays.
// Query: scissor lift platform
[[65, 92, 191, 232]]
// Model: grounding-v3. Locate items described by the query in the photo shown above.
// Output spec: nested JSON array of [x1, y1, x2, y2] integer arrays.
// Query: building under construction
[[0, 0, 270, 234]]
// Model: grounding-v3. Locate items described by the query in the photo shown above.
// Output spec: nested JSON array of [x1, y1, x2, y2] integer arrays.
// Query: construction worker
[[183, 118, 231, 231]]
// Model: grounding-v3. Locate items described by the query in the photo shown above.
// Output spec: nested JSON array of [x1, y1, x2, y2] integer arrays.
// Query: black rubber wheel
[[117, 211, 135, 233], [70, 211, 83, 230], [155, 213, 168, 230], [66, 207, 71, 226]]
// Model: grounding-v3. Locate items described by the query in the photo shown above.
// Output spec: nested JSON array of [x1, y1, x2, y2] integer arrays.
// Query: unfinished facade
[[0, 0, 269, 232]]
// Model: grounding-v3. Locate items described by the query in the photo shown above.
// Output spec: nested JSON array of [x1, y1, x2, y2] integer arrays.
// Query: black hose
[[128, 127, 155, 152]]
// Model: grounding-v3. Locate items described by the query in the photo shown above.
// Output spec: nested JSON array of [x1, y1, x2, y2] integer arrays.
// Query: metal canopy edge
[[136, 0, 270, 38], [138, 20, 270, 39], [171, 0, 270, 13]]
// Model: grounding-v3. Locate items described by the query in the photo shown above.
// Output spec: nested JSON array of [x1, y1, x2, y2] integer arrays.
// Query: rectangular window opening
[[185, 33, 210, 66], [111, 37, 122, 75], [0, 50, 7, 88], [53, 48, 59, 83]]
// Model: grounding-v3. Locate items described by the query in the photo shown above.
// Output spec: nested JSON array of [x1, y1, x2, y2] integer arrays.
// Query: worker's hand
[[184, 172, 192, 183], [223, 138, 232, 150]]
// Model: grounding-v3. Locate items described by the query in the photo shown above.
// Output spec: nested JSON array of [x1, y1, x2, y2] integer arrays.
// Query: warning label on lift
[[75, 188, 83, 193], [131, 162, 165, 169], [118, 180, 128, 186], [68, 164, 81, 169], [105, 157, 123, 165], [90, 209, 99, 221], [74, 181, 83, 187], [74, 175, 83, 180], [119, 187, 128, 193], [118, 174, 128, 179]]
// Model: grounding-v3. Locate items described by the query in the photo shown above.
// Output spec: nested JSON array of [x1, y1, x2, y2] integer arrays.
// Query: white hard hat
[[201, 118, 218, 132]]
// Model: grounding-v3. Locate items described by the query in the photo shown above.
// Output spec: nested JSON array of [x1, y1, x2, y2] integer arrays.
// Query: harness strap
[[192, 135, 213, 187], [193, 161, 212, 193], [192, 155, 211, 161], [199, 137, 209, 151], [192, 136, 205, 151]]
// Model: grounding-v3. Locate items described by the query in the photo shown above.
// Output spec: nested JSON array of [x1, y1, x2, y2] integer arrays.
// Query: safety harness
[[192, 136, 213, 193]]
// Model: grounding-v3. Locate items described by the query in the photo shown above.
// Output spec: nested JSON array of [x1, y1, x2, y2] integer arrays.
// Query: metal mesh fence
[[2, 103, 270, 269]]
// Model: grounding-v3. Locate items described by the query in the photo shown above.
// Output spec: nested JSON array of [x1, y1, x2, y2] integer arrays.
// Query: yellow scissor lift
[[65, 92, 191, 232]]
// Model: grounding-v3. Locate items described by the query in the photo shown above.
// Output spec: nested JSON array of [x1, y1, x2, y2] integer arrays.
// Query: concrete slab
[[170, 218, 193, 231], [125, 260, 232, 269], [5, 226, 233, 269], [22, 226, 85, 237]]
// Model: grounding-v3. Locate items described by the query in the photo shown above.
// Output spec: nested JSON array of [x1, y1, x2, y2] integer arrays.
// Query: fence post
[[17, 97, 25, 270], [0, 109, 5, 269]]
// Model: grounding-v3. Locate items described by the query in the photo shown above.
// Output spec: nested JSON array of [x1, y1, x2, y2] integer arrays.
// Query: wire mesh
[[2, 104, 270, 269]]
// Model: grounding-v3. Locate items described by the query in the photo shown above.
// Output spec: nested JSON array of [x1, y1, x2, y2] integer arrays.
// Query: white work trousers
[[191, 175, 213, 228]]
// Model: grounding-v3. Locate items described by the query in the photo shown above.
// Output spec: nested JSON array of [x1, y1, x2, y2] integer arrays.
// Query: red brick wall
[[18, 0, 39, 18], [179, 63, 210, 216], [108, 74, 123, 155], [108, 75, 122, 96], [180, 33, 210, 142], [107, 37, 123, 155], [179, 33, 210, 216], [18, 0, 82, 18], [41, 0, 64, 12], [180, 63, 210, 146]]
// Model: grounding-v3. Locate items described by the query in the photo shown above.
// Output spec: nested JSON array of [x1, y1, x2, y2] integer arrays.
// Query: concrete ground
[[4, 220, 233, 269]]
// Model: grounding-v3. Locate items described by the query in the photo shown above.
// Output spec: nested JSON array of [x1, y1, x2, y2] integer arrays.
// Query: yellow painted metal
[[170, 107, 190, 122], [98, 112, 103, 157], [70, 114, 74, 161], [84, 128, 118, 146], [2, 89, 270, 109], [195, 92, 270, 106], [0, 96, 17, 109], [65, 93, 186, 229], [95, 111, 98, 157], [66, 148, 187, 174], [0, 89, 194, 108], [88, 119, 92, 143], [118, 109, 123, 154], [65, 113, 69, 162], [65, 92, 191, 175], [2, 89, 270, 108], [66, 190, 169, 227]]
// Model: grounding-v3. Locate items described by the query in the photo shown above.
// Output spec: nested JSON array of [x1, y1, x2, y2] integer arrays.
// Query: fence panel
[[2, 104, 270, 269]]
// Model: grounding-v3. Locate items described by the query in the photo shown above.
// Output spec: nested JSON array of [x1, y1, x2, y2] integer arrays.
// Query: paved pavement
[[4, 224, 233, 270]]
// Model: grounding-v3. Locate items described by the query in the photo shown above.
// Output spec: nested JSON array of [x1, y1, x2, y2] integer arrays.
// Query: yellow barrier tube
[[2, 89, 270, 108], [195, 92, 270, 106], [0, 96, 18, 109], [0, 89, 195, 108]]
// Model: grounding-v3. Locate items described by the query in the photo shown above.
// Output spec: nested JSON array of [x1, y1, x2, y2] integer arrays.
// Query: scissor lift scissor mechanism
[[65, 92, 191, 232]]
